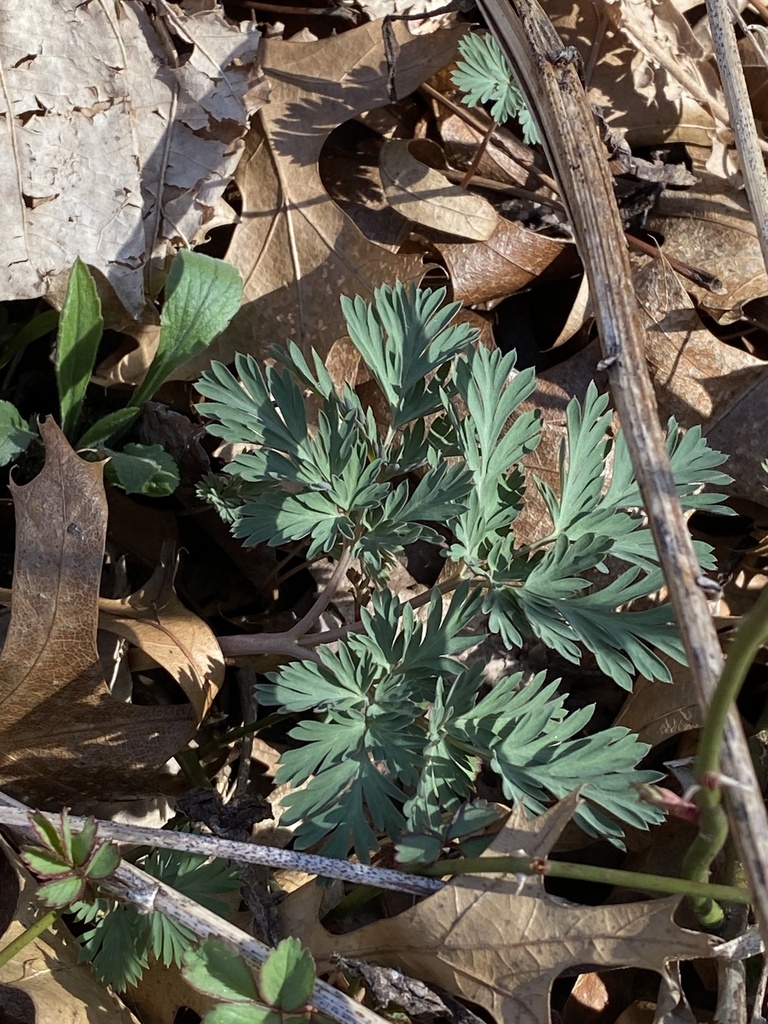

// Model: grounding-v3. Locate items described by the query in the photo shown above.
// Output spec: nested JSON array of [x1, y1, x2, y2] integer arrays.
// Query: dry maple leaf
[[164, 18, 464, 381], [0, 420, 210, 804], [280, 794, 718, 1024]]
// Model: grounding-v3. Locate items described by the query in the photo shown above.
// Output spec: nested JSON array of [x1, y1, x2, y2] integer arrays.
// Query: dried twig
[[474, 0, 768, 943], [0, 791, 390, 1024]]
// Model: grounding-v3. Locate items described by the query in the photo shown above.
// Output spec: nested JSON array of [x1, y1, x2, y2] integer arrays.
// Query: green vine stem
[[0, 908, 60, 969], [683, 582, 768, 926], [424, 856, 752, 905]]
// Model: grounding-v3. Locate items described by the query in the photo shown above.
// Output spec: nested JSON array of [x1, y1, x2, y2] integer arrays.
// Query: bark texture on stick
[[475, 0, 768, 942]]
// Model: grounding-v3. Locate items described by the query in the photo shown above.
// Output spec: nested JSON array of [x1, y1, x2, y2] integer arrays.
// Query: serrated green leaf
[[103, 443, 180, 496], [81, 907, 150, 992], [132, 250, 242, 408], [22, 847, 72, 877], [27, 812, 66, 857], [259, 938, 315, 1011], [85, 841, 121, 880], [0, 401, 37, 466], [144, 846, 241, 920], [56, 258, 104, 440], [183, 938, 259, 1001], [37, 875, 86, 907], [69, 818, 97, 866], [77, 407, 140, 449]]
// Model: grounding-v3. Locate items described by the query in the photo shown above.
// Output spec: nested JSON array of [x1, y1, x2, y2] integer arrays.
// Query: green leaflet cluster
[[196, 282, 731, 860], [74, 847, 241, 992]]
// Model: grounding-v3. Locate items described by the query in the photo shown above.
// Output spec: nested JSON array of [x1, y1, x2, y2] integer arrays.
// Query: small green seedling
[[452, 31, 540, 146], [195, 281, 733, 862], [2, 251, 242, 495], [21, 809, 120, 907]]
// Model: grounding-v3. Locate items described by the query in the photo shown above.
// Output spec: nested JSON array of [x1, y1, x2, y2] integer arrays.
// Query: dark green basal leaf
[[183, 938, 259, 1002], [258, 937, 315, 1012], [56, 258, 104, 441], [132, 250, 243, 408], [0, 401, 37, 466], [76, 407, 140, 449], [103, 443, 180, 496]]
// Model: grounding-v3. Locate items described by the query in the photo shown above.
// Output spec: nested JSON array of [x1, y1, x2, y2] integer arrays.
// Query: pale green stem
[[683, 582, 768, 926], [0, 908, 60, 969], [284, 545, 353, 641], [424, 856, 752, 904]]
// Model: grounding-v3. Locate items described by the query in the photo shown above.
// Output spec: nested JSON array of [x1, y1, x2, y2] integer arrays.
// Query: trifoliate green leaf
[[183, 938, 259, 1002], [259, 937, 315, 1012]]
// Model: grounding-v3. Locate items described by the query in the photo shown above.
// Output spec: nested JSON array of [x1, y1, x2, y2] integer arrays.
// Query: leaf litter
[[2, 0, 768, 1020]]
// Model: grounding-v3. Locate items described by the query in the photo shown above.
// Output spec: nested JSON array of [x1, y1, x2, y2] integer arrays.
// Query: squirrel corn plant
[[196, 282, 731, 863], [452, 31, 540, 146]]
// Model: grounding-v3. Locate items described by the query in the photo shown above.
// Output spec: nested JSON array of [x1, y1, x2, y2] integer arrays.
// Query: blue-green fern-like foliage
[[452, 31, 541, 145], [195, 282, 731, 862]]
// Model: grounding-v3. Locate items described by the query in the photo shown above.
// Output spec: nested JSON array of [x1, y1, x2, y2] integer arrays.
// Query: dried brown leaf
[[380, 139, 499, 241], [98, 548, 224, 721], [0, 0, 263, 313], [437, 218, 577, 305], [167, 20, 463, 380], [280, 795, 718, 1024], [0, 421, 200, 803]]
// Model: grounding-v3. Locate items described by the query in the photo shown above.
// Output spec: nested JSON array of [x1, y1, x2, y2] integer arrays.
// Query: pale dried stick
[[0, 791, 390, 1024], [475, 0, 768, 943]]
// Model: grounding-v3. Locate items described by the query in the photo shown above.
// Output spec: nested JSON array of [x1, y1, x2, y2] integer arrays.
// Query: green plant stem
[[0, 908, 60, 969], [422, 856, 752, 904], [217, 572, 468, 656], [683, 582, 768, 926], [285, 546, 352, 641]]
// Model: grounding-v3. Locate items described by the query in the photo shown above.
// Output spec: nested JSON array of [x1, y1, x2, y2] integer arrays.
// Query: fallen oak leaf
[[0, 420, 203, 804], [165, 18, 464, 381], [98, 543, 224, 722], [280, 794, 719, 1024], [380, 139, 499, 241]]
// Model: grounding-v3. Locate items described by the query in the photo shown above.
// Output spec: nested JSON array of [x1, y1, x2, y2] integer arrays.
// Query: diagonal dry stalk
[[474, 0, 768, 943], [0, 791, 390, 1024]]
